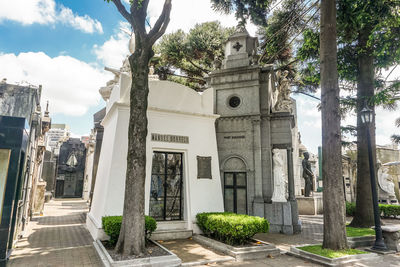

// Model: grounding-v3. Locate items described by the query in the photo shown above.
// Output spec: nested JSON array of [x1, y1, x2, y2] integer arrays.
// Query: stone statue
[[271, 149, 287, 202], [100, 67, 121, 101], [377, 164, 396, 197], [273, 70, 292, 112], [302, 152, 314, 197]]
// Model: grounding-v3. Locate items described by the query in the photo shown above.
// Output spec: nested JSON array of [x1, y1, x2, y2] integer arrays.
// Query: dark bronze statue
[[302, 152, 314, 197]]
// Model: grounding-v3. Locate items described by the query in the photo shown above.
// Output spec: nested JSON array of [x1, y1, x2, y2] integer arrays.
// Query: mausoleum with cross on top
[[87, 28, 301, 241]]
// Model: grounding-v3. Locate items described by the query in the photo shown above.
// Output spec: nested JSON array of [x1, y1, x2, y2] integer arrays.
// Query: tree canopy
[[153, 21, 234, 90]]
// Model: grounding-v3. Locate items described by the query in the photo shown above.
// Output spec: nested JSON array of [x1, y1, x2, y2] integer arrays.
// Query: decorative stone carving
[[377, 164, 396, 197], [272, 149, 287, 203], [273, 70, 292, 113]]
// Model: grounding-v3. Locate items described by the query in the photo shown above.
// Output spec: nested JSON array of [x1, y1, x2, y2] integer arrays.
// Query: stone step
[[152, 229, 193, 241]]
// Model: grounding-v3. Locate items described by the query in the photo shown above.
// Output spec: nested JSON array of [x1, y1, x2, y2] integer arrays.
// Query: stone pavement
[[7, 199, 101, 267], [6, 203, 400, 267]]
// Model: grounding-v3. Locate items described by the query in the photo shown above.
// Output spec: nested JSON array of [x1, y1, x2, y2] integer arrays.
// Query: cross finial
[[44, 101, 50, 116], [233, 42, 243, 52]]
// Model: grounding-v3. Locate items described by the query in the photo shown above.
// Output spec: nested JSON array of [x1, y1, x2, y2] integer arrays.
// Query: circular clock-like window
[[228, 95, 241, 108]]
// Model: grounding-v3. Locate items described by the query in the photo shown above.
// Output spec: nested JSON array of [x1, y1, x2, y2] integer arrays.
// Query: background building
[[55, 138, 86, 198], [0, 81, 50, 264]]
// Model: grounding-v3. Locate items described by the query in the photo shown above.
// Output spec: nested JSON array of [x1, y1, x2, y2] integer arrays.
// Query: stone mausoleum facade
[[209, 28, 300, 234], [87, 28, 301, 241]]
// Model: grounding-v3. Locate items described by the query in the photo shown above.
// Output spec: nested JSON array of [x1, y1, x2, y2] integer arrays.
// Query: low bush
[[346, 202, 400, 218], [102, 215, 157, 246], [196, 212, 269, 246], [346, 202, 356, 216], [380, 204, 400, 218]]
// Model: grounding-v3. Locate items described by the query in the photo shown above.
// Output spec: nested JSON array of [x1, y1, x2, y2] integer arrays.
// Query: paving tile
[[7, 199, 101, 267]]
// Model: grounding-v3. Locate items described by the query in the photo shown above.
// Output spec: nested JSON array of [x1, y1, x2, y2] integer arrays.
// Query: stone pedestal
[[382, 225, 400, 252], [253, 198, 265, 218], [297, 194, 323, 215], [265, 201, 301, 234]]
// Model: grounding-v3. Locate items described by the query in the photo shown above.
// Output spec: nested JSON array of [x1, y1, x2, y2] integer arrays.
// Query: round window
[[228, 96, 241, 108]]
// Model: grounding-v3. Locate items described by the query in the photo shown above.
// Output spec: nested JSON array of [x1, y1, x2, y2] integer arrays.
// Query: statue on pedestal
[[272, 149, 288, 202], [302, 152, 314, 197]]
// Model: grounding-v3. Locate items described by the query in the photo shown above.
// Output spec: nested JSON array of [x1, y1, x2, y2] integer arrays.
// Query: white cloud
[[0, 0, 103, 34], [93, 22, 131, 68], [0, 52, 111, 116], [58, 5, 103, 34]]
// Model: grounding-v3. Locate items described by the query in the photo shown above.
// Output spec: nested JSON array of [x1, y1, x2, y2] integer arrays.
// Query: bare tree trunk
[[320, 0, 348, 250], [350, 27, 376, 228], [108, 0, 171, 256]]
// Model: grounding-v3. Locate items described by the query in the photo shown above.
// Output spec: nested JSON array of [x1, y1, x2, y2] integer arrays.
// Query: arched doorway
[[222, 157, 247, 214]]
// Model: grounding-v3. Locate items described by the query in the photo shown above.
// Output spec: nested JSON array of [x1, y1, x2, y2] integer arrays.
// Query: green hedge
[[346, 202, 400, 218], [196, 212, 269, 246], [380, 204, 400, 218], [102, 215, 157, 245], [346, 202, 356, 216]]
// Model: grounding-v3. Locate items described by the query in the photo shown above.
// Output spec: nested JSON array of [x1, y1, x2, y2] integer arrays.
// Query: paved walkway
[[7, 199, 101, 267], [7, 202, 400, 267]]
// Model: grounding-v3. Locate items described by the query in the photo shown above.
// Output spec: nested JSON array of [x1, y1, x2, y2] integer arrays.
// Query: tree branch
[[130, 1, 148, 41], [148, 0, 172, 45], [111, 0, 133, 25], [186, 58, 209, 74]]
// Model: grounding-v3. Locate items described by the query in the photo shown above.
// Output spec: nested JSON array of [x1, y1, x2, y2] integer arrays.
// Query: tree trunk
[[350, 26, 376, 228], [115, 46, 153, 256], [320, 0, 348, 250]]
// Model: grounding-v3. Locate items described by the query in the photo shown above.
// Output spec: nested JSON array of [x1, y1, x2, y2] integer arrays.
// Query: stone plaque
[[151, 133, 189, 144], [197, 156, 212, 179]]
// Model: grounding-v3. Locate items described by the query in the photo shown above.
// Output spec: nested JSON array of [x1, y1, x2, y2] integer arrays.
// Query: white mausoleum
[[87, 71, 224, 240]]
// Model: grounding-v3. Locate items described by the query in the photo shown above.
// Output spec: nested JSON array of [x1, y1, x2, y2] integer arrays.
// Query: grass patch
[[298, 245, 367, 259], [346, 226, 375, 237]]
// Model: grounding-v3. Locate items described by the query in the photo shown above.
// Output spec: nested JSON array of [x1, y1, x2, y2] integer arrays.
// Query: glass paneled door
[[149, 152, 183, 221], [224, 172, 247, 214]]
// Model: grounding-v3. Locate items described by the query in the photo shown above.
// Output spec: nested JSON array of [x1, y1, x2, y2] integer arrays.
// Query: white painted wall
[[87, 75, 224, 240]]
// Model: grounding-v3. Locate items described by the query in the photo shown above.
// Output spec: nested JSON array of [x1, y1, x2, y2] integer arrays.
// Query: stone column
[[252, 118, 264, 217], [287, 147, 295, 201], [287, 147, 301, 233]]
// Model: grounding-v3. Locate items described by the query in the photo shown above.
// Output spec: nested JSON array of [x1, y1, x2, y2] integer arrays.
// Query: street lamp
[[360, 103, 387, 251]]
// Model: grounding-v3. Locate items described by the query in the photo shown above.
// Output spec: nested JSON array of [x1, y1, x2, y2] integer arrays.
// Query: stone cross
[[233, 42, 243, 52]]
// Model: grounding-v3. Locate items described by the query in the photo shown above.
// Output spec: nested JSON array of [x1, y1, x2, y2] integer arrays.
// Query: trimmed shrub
[[196, 212, 269, 246], [346, 202, 356, 216], [102, 215, 157, 245], [346, 202, 400, 218], [380, 204, 400, 218]]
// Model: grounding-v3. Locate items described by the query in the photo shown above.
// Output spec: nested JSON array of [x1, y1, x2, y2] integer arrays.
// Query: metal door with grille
[[224, 172, 247, 214], [149, 152, 183, 221]]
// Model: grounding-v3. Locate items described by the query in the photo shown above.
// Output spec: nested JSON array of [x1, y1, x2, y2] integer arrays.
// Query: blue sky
[[0, 0, 398, 154]]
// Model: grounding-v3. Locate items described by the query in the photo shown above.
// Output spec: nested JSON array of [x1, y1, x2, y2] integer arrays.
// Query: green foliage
[[154, 21, 234, 90], [298, 245, 367, 259], [346, 226, 374, 237], [346, 202, 356, 216], [196, 212, 269, 245], [102, 216, 157, 245], [392, 117, 400, 144], [380, 204, 400, 218], [345, 202, 400, 218], [297, 0, 400, 101], [211, 0, 272, 27]]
